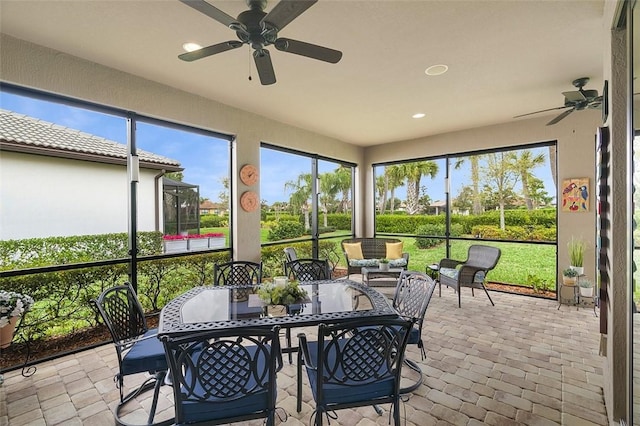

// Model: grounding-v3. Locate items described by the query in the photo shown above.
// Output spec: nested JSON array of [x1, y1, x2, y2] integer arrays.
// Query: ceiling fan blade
[[274, 38, 342, 63], [179, 0, 238, 28], [513, 105, 570, 119], [253, 49, 276, 85], [562, 90, 587, 103], [262, 0, 317, 31], [547, 108, 575, 126], [179, 41, 243, 62]]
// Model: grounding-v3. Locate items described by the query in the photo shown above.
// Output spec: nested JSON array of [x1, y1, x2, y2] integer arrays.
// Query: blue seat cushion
[[349, 259, 379, 267], [439, 267, 485, 283], [388, 258, 407, 268], [303, 340, 395, 406], [407, 326, 421, 345], [179, 345, 273, 423], [121, 328, 167, 375]]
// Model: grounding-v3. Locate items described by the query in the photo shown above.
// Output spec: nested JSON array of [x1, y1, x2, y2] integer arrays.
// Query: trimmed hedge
[[377, 209, 556, 240]]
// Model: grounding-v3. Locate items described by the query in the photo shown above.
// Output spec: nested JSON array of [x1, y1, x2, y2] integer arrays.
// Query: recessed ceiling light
[[412, 113, 426, 119], [182, 42, 202, 52], [425, 64, 448, 76]]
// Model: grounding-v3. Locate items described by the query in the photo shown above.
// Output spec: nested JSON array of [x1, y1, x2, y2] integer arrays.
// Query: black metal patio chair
[[92, 283, 173, 426], [213, 260, 263, 286], [284, 258, 331, 281], [161, 326, 282, 426], [296, 316, 414, 426]]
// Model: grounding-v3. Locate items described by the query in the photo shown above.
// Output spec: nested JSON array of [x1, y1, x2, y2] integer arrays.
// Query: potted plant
[[163, 234, 188, 253], [205, 232, 226, 249], [579, 279, 595, 298], [568, 237, 586, 275], [0, 291, 34, 348], [187, 234, 209, 251], [562, 268, 578, 286], [378, 258, 390, 271], [258, 280, 309, 317]]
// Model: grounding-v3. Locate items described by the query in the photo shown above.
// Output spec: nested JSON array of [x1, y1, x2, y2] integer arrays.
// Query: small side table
[[361, 267, 403, 286], [426, 264, 439, 281]]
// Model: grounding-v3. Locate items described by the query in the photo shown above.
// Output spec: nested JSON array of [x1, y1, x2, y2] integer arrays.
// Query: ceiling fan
[[178, 0, 342, 85], [514, 77, 602, 125]]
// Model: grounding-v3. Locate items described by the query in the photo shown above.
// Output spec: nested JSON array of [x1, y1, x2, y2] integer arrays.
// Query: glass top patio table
[[158, 279, 398, 337]]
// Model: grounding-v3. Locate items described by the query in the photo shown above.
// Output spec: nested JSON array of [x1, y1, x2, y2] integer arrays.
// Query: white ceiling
[[0, 0, 605, 146]]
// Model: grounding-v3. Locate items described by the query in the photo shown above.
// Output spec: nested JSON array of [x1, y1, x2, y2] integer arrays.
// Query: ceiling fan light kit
[[513, 77, 603, 126], [178, 0, 342, 85]]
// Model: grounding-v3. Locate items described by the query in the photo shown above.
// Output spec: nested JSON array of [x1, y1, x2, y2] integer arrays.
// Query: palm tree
[[399, 161, 438, 214], [386, 165, 405, 213], [285, 173, 312, 230], [319, 172, 340, 227], [453, 155, 484, 214], [511, 150, 546, 210], [376, 175, 387, 213], [333, 166, 352, 213], [483, 152, 519, 229]]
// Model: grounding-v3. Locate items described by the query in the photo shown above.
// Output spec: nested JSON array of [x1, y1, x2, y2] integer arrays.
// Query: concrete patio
[[0, 283, 607, 425]]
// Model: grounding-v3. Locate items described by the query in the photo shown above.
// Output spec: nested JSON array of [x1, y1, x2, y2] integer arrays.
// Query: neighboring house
[[0, 109, 182, 240], [200, 200, 226, 216], [429, 200, 447, 215]]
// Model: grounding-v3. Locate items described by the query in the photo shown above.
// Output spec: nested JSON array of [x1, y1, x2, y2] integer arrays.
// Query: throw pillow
[[343, 242, 364, 260], [386, 241, 404, 259]]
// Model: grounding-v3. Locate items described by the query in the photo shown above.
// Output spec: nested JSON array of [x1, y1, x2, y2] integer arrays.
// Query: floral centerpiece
[[258, 280, 308, 306]]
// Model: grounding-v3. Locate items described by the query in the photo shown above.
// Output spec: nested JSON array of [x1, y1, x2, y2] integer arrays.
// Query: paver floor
[[0, 282, 607, 425]]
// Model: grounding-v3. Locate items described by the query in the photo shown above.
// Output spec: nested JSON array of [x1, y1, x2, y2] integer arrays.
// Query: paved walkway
[[0, 284, 607, 425]]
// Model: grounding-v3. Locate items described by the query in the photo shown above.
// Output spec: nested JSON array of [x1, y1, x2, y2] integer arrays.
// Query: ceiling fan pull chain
[[248, 48, 253, 81]]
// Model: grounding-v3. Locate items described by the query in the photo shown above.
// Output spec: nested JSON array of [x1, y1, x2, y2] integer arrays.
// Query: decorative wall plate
[[240, 164, 259, 186], [240, 191, 259, 212]]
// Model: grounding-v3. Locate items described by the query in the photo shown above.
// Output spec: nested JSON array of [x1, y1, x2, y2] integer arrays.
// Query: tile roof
[[0, 109, 181, 167]]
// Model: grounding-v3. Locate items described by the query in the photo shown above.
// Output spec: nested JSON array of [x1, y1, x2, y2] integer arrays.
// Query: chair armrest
[[402, 252, 410, 267], [457, 264, 486, 284], [439, 258, 462, 269], [297, 332, 316, 370]]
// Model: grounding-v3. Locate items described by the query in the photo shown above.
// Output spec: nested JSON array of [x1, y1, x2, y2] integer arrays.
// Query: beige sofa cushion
[[343, 242, 364, 260], [386, 241, 404, 259]]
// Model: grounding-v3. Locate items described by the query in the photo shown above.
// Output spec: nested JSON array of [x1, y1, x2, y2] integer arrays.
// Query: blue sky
[[1, 92, 556, 205]]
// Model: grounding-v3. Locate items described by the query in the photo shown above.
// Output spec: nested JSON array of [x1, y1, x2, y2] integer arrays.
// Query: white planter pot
[[579, 286, 594, 298], [188, 237, 209, 251], [378, 263, 389, 271], [208, 237, 226, 249], [570, 266, 584, 275], [164, 239, 188, 253]]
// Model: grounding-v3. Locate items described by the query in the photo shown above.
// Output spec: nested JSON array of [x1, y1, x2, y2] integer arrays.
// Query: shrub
[[200, 215, 227, 228], [267, 221, 305, 241], [414, 224, 462, 248]]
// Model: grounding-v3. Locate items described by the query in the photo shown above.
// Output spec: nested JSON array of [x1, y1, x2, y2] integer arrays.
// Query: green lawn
[[201, 227, 558, 289]]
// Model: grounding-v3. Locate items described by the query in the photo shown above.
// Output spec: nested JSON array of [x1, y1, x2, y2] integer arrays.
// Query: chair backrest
[[161, 326, 282, 425], [392, 271, 436, 358], [285, 258, 330, 281], [283, 247, 298, 263], [93, 283, 148, 346], [311, 317, 413, 400], [392, 270, 437, 325], [214, 261, 263, 286], [466, 245, 502, 270]]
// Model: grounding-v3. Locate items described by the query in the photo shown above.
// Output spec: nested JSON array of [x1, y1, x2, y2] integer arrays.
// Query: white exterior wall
[[0, 151, 160, 239], [0, 34, 363, 261]]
